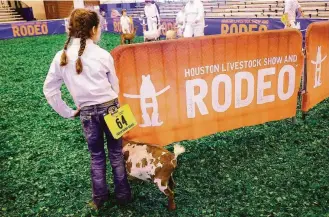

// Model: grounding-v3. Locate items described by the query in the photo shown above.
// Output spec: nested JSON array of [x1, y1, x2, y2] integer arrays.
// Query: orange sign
[[302, 21, 329, 112], [112, 30, 304, 146]]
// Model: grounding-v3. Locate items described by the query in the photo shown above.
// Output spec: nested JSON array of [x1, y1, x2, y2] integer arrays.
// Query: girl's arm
[[106, 54, 119, 95], [120, 16, 124, 27], [43, 53, 76, 119]]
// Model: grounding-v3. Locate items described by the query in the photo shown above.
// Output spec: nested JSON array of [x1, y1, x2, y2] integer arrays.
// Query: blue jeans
[[80, 99, 131, 206]]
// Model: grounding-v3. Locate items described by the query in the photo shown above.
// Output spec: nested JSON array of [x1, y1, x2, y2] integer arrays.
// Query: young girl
[[43, 8, 132, 209], [120, 9, 131, 34]]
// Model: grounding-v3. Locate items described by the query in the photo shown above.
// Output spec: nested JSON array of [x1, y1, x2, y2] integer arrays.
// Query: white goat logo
[[123, 75, 170, 127]]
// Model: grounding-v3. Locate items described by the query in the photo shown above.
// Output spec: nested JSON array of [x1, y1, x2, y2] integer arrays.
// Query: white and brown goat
[[122, 140, 185, 210]]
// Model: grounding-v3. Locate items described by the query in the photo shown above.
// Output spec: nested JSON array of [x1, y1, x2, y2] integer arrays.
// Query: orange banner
[[302, 21, 329, 112], [112, 30, 304, 146]]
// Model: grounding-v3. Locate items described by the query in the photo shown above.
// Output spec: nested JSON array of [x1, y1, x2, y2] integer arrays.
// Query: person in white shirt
[[100, 9, 108, 31], [120, 9, 131, 34], [183, 0, 205, 38], [176, 6, 185, 37], [43, 8, 131, 210], [284, 0, 304, 29], [144, 0, 160, 31], [111, 9, 121, 18]]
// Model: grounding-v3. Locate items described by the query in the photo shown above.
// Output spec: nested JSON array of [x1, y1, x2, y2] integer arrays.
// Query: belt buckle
[[107, 99, 119, 115], [107, 105, 118, 116]]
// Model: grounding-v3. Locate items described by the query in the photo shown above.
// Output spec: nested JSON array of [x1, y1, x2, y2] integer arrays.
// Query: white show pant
[[122, 25, 131, 34], [183, 23, 204, 38], [177, 27, 184, 37], [147, 17, 158, 31]]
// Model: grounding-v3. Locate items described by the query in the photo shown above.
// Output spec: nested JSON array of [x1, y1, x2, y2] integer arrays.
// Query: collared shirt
[[120, 15, 131, 28], [43, 38, 119, 119], [285, 0, 301, 22], [144, 3, 160, 19], [184, 0, 204, 25]]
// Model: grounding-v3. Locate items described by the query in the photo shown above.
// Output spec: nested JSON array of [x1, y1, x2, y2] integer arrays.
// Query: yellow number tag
[[104, 104, 137, 139]]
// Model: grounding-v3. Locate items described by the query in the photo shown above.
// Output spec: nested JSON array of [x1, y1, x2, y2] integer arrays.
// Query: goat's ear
[[142, 75, 145, 79], [147, 74, 150, 79]]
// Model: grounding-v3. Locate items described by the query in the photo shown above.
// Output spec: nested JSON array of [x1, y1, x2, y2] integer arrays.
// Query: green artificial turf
[[0, 33, 328, 217]]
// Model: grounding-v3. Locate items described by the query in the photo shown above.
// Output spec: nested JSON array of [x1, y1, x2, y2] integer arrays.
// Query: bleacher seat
[[127, 0, 329, 19], [0, 2, 24, 23]]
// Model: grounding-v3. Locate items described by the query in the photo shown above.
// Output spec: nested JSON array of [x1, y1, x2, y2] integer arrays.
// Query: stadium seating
[[0, 1, 24, 23], [127, 0, 328, 19]]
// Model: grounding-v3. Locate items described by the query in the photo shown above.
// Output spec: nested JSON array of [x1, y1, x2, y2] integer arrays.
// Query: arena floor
[[0, 33, 328, 217]]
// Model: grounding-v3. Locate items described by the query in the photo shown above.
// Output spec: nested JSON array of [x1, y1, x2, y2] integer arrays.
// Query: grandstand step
[[0, 9, 15, 13], [0, 20, 25, 24], [0, 18, 24, 23], [231, 4, 283, 8], [211, 8, 284, 13], [128, 0, 329, 20], [0, 11, 19, 16], [300, 2, 328, 7], [215, 5, 284, 10], [159, 10, 180, 13], [317, 12, 329, 17], [0, 8, 15, 11], [226, 1, 284, 6], [0, 15, 21, 19]]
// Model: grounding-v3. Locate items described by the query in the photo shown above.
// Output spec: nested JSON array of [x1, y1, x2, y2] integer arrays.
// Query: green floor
[[0, 33, 328, 217]]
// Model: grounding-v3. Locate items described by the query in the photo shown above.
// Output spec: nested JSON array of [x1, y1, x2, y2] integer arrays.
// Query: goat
[[122, 140, 185, 211], [120, 27, 138, 45], [143, 25, 164, 42], [166, 28, 178, 40]]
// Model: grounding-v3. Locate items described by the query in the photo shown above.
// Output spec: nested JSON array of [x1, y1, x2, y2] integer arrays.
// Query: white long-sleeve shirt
[[176, 10, 185, 27], [120, 15, 130, 28], [285, 0, 301, 22], [184, 0, 204, 25], [43, 38, 119, 119], [144, 3, 159, 20]]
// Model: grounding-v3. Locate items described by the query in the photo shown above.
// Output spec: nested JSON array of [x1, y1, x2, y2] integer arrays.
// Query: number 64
[[116, 115, 128, 129]]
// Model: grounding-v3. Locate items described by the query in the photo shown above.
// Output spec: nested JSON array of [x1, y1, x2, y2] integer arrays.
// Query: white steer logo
[[312, 46, 327, 88], [123, 75, 170, 127]]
